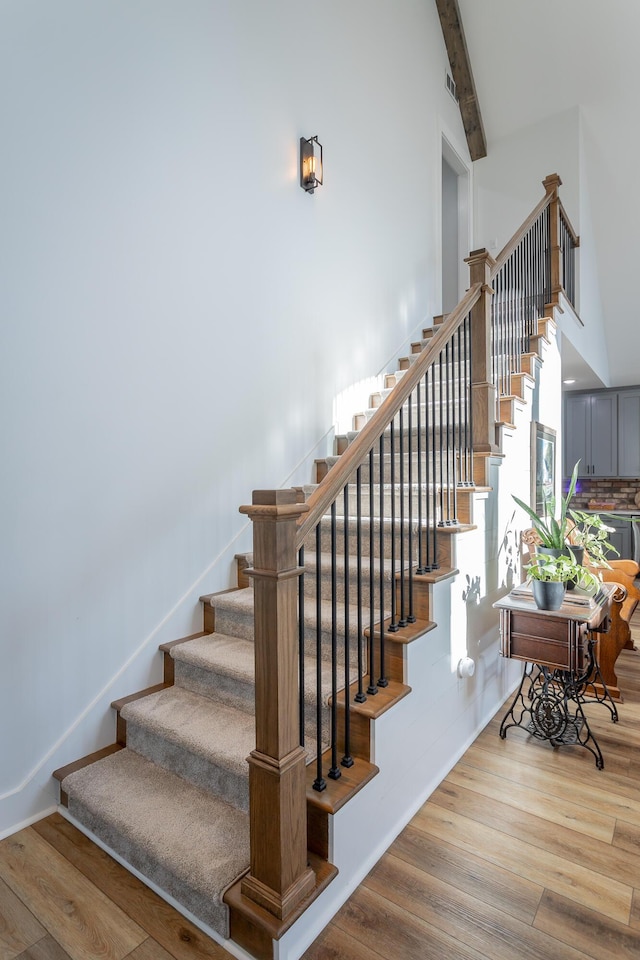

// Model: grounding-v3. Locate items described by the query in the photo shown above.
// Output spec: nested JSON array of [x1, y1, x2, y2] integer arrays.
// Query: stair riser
[[325, 486, 474, 521], [303, 563, 409, 607], [175, 660, 256, 714], [357, 396, 471, 423], [125, 720, 250, 812], [304, 521, 454, 567], [348, 423, 472, 448], [306, 534, 432, 574], [212, 604, 415, 672], [319, 458, 472, 487]]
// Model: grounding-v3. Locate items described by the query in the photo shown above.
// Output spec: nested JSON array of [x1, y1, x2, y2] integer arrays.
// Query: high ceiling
[[458, 0, 640, 389]]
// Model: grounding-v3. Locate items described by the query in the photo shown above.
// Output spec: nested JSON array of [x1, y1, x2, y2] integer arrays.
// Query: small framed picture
[[531, 422, 556, 516]]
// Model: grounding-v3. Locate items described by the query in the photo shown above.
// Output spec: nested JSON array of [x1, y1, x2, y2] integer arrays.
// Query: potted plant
[[524, 553, 599, 611], [512, 461, 580, 553], [513, 459, 619, 569]]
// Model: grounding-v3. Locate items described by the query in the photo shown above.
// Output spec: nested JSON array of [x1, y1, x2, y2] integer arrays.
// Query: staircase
[[52, 174, 576, 960]]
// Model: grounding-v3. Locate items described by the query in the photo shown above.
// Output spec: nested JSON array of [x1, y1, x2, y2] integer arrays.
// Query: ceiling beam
[[435, 0, 487, 161]]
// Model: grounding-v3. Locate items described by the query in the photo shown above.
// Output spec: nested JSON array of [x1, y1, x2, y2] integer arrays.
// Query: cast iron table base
[[500, 638, 618, 769]]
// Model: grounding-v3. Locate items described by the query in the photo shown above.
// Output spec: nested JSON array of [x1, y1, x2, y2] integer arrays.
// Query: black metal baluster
[[508, 255, 512, 391], [416, 378, 424, 574], [407, 390, 416, 622], [465, 315, 472, 484], [460, 319, 467, 485], [367, 448, 377, 696], [466, 314, 472, 483], [398, 405, 407, 627], [388, 418, 398, 632], [298, 545, 305, 748], [452, 328, 459, 522], [329, 502, 341, 780], [313, 523, 326, 792], [467, 313, 474, 485], [342, 485, 353, 767], [430, 363, 439, 569], [355, 465, 366, 704], [491, 271, 502, 393], [378, 432, 388, 687], [438, 350, 446, 525], [449, 333, 455, 519], [535, 216, 540, 319], [424, 369, 431, 570]]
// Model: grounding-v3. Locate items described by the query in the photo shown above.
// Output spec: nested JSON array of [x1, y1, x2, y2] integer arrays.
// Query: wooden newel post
[[465, 247, 499, 454], [543, 172, 562, 308], [238, 489, 315, 920]]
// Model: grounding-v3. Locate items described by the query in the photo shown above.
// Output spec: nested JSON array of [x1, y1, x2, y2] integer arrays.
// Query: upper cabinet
[[564, 392, 618, 477], [618, 389, 640, 477]]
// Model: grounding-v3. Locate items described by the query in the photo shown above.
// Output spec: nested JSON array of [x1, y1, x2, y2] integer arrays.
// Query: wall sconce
[[300, 135, 323, 194]]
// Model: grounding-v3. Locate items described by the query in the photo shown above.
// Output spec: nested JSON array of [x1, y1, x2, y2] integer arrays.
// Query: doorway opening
[[441, 138, 471, 314]]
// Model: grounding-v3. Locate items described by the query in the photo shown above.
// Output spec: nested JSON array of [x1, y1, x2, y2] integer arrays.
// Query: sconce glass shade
[[300, 135, 323, 194]]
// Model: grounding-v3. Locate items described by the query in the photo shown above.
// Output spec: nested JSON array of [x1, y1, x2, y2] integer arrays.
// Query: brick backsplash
[[567, 477, 640, 510]]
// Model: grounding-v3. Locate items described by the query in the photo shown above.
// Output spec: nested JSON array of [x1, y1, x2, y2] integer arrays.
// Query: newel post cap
[[542, 172, 562, 195], [239, 489, 309, 520]]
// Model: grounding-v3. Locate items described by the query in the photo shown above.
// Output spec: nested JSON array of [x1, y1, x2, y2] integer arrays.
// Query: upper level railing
[[559, 199, 579, 307], [485, 173, 578, 405], [236, 173, 579, 928]]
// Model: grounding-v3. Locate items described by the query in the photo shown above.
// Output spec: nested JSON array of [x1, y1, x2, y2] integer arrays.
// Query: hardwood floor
[[2, 627, 639, 960]]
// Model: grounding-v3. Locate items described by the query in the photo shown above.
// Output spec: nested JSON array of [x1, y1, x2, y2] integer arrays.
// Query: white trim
[[441, 130, 473, 308], [0, 805, 57, 841]]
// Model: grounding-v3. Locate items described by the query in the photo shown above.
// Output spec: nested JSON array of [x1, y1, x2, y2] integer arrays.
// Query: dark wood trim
[[238, 491, 317, 922], [435, 0, 487, 160], [225, 855, 338, 960], [53, 744, 124, 807]]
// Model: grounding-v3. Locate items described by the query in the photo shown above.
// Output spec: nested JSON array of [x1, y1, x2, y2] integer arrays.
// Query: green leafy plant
[[567, 510, 618, 569], [524, 553, 599, 593], [512, 460, 580, 549]]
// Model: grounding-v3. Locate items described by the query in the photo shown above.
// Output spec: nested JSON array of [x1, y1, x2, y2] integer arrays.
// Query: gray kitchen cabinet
[[600, 514, 633, 561], [618, 389, 640, 477], [564, 392, 617, 477]]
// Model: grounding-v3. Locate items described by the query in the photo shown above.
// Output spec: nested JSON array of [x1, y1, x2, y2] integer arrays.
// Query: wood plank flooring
[[2, 625, 639, 960]]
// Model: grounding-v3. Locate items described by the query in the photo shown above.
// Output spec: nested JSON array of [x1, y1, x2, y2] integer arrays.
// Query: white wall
[[0, 0, 471, 834], [472, 106, 610, 387]]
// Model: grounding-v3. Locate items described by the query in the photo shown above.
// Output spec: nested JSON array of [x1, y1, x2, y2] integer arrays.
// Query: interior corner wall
[[0, 0, 470, 834], [472, 107, 610, 386], [472, 107, 579, 251], [572, 113, 611, 384]]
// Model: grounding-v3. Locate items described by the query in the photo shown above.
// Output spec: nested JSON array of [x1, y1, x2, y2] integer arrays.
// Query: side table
[[494, 583, 617, 769]]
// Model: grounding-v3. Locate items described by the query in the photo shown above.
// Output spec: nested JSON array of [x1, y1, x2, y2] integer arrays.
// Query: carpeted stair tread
[[62, 748, 249, 938], [121, 686, 253, 808]]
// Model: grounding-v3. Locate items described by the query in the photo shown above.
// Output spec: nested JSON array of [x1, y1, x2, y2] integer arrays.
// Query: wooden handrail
[[296, 281, 483, 544], [491, 192, 552, 280]]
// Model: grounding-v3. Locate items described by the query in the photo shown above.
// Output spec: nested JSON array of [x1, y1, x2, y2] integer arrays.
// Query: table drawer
[[500, 610, 586, 671]]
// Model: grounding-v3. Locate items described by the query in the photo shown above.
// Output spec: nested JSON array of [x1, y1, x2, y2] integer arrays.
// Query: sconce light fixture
[[300, 135, 323, 194]]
